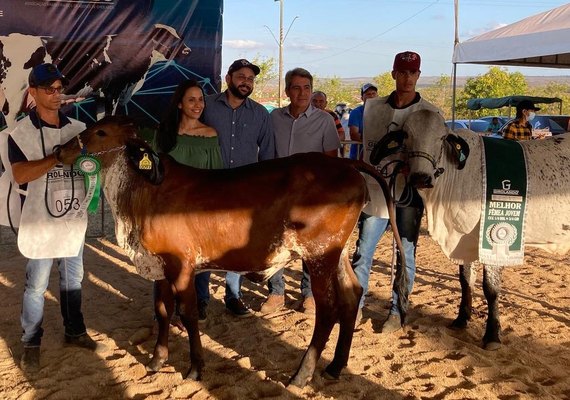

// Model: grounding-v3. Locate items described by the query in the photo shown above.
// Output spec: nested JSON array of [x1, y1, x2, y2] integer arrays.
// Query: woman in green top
[[155, 79, 222, 323], [156, 79, 223, 169]]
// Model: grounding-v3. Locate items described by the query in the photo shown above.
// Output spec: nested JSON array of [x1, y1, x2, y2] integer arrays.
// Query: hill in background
[[341, 75, 570, 88]]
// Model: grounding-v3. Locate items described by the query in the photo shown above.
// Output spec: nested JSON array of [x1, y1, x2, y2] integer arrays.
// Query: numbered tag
[[50, 188, 85, 217]]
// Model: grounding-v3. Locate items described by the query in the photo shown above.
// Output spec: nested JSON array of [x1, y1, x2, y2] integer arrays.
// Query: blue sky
[[221, 0, 570, 78]]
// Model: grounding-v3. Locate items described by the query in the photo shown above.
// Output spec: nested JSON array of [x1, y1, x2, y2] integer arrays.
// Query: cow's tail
[[346, 159, 409, 324]]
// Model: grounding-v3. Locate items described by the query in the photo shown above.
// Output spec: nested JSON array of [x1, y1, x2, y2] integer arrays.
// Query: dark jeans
[[267, 261, 312, 298]]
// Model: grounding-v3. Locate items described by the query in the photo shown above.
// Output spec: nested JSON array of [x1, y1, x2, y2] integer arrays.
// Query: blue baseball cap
[[28, 63, 68, 87]]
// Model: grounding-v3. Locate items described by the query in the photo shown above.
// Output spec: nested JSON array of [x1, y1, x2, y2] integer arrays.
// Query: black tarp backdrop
[[0, 0, 223, 130]]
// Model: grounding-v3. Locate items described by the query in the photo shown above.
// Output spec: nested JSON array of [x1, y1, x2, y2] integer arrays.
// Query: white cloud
[[224, 39, 264, 49], [288, 43, 328, 52]]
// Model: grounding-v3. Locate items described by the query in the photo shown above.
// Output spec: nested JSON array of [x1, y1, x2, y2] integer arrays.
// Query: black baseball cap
[[516, 99, 540, 112], [28, 63, 68, 87], [227, 59, 260, 76]]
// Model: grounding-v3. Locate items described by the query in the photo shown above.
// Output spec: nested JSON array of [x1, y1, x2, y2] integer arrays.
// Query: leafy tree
[[373, 72, 394, 97], [456, 67, 527, 118], [250, 54, 277, 101], [313, 76, 359, 108], [422, 75, 453, 118], [530, 81, 570, 115]]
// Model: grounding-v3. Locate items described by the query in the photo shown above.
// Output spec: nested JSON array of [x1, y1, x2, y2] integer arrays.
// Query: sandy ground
[[0, 213, 568, 400]]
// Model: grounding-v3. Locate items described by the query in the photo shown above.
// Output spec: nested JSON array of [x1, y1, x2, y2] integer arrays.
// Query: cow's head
[[400, 109, 470, 188], [58, 116, 163, 184]]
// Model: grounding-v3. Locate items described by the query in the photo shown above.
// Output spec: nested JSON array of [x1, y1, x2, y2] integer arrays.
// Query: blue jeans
[[267, 261, 312, 298], [195, 271, 243, 304], [352, 213, 389, 309], [21, 243, 86, 347], [351, 198, 424, 314]]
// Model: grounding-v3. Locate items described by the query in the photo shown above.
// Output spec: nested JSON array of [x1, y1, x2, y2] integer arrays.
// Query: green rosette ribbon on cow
[[74, 155, 102, 215]]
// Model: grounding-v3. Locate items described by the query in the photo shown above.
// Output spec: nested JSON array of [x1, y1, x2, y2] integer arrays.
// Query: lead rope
[[41, 123, 77, 218]]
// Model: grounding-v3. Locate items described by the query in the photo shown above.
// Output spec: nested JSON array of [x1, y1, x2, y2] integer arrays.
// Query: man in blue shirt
[[348, 83, 378, 159], [201, 59, 275, 318]]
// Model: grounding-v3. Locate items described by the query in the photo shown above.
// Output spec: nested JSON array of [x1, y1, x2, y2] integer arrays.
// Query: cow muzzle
[[409, 172, 433, 188]]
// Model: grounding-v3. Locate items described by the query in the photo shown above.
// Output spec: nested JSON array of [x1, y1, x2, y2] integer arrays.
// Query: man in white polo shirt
[[263, 67, 340, 314]]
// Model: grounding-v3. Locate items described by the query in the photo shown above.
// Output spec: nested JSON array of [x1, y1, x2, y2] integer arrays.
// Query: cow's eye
[[96, 130, 106, 137]]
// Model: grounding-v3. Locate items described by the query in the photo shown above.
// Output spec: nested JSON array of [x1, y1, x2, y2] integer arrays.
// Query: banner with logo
[[0, 0, 223, 130], [479, 137, 529, 266]]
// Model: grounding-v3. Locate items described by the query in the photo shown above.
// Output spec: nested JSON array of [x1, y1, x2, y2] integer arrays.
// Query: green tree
[[373, 72, 394, 97], [422, 75, 453, 118], [529, 81, 570, 115], [313, 76, 359, 108], [457, 66, 528, 118], [250, 55, 277, 102]]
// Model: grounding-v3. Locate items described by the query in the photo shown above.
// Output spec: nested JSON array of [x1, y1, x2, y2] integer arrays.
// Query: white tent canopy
[[453, 3, 570, 69]]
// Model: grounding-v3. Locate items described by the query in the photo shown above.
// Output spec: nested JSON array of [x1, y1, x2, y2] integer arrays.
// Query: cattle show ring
[[0, 1, 569, 399]]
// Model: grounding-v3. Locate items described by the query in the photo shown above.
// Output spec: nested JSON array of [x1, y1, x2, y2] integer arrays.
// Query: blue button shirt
[[203, 92, 275, 168]]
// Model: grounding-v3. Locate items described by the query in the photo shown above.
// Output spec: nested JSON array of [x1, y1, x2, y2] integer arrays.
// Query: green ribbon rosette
[[75, 155, 102, 214]]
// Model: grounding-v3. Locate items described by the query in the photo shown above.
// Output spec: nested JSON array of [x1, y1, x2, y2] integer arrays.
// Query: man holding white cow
[[354, 51, 440, 332]]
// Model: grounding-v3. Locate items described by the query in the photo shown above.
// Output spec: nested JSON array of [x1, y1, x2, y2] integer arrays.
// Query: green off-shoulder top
[[167, 135, 223, 170]]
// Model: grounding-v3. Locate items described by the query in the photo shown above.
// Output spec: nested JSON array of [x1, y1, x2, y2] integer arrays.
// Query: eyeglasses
[[39, 86, 65, 95]]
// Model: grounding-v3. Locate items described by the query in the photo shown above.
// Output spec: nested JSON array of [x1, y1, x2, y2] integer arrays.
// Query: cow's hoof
[[288, 375, 308, 388], [483, 341, 501, 351], [146, 357, 166, 373], [185, 367, 202, 381], [449, 318, 468, 330], [322, 370, 340, 381]]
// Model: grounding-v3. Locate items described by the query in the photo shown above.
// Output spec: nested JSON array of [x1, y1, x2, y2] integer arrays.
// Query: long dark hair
[[156, 79, 206, 153]]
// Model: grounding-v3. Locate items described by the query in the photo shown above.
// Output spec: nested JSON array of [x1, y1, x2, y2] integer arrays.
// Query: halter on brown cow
[[56, 116, 407, 388]]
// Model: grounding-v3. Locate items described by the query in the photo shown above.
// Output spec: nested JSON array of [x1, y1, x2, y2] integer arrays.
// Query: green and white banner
[[479, 137, 528, 266]]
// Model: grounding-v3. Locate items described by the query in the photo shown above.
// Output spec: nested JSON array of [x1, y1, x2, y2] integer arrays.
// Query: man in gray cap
[[201, 59, 275, 318], [6, 63, 102, 372]]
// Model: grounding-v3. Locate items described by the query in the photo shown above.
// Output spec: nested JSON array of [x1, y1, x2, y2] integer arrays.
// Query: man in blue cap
[[6, 63, 102, 372]]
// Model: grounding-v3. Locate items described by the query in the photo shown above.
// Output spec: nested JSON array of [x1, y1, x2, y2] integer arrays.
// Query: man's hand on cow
[[53, 138, 81, 164]]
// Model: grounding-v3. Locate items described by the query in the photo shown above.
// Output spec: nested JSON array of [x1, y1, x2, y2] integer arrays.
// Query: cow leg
[[289, 256, 339, 388], [175, 267, 204, 381], [323, 251, 362, 381], [147, 279, 174, 372], [482, 265, 502, 351], [450, 263, 477, 329]]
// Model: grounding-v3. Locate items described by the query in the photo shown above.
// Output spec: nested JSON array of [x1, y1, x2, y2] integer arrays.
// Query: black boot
[[21, 346, 40, 373]]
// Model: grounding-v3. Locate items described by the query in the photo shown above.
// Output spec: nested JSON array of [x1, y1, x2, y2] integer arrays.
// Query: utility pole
[[265, 0, 298, 107], [278, 0, 284, 107]]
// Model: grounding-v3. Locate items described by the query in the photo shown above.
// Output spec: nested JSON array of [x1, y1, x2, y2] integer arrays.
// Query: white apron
[[8, 117, 87, 259], [362, 96, 440, 218]]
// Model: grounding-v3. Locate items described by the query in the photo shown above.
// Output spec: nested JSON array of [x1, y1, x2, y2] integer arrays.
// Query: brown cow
[[56, 116, 407, 388]]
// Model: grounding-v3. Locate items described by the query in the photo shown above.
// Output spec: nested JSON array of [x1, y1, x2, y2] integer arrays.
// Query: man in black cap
[[6, 63, 102, 372], [201, 59, 275, 318], [502, 100, 541, 141]]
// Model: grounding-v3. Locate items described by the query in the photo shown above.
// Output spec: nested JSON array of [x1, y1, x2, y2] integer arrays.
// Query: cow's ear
[[370, 130, 407, 166], [125, 140, 164, 185], [445, 134, 469, 170]]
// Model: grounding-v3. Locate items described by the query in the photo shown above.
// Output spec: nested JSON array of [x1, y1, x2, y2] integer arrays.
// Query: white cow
[[374, 109, 570, 350]]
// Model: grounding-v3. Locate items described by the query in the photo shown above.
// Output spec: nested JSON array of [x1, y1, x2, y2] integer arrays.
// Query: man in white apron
[[353, 52, 440, 332], [5, 64, 99, 372]]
